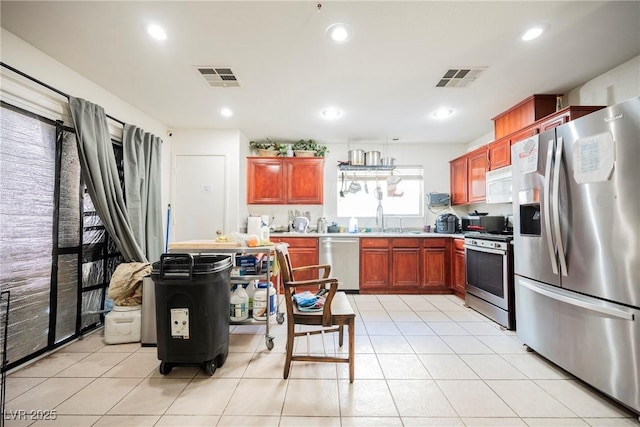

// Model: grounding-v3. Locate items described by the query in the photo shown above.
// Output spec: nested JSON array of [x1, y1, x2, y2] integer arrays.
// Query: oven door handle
[[465, 246, 506, 256]]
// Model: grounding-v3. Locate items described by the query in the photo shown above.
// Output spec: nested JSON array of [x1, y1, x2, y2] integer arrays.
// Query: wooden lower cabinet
[[270, 236, 319, 292], [422, 238, 449, 292], [451, 238, 466, 297], [360, 238, 390, 291], [392, 238, 421, 288], [360, 237, 451, 294]]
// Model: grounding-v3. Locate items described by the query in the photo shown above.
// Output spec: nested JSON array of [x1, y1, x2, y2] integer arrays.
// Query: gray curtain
[[122, 124, 163, 263], [68, 97, 146, 263]]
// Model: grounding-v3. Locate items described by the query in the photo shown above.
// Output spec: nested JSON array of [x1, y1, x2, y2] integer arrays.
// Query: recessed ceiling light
[[321, 108, 341, 119], [326, 23, 352, 43], [433, 108, 454, 119], [220, 107, 233, 118], [522, 26, 544, 41], [147, 24, 167, 41]]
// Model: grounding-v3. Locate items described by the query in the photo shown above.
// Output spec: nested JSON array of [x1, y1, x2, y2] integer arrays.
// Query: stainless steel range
[[464, 232, 515, 329]]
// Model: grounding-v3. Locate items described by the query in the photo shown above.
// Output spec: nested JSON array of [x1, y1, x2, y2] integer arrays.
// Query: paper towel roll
[[247, 217, 262, 236]]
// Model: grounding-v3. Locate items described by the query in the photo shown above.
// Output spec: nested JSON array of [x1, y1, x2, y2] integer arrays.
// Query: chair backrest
[[275, 243, 294, 283]]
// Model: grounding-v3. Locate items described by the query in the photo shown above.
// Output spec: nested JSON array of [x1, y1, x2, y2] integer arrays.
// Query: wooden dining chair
[[274, 243, 356, 382]]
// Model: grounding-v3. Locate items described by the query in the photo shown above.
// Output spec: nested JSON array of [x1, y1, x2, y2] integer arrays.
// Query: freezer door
[[516, 276, 640, 414], [511, 132, 560, 287], [557, 97, 640, 308]]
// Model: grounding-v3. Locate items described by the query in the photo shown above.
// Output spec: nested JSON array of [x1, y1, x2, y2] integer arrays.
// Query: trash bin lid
[[151, 254, 233, 276]]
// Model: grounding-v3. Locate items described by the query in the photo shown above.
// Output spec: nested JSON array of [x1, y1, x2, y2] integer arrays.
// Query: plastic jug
[[230, 284, 249, 321], [253, 281, 276, 320], [348, 217, 358, 233]]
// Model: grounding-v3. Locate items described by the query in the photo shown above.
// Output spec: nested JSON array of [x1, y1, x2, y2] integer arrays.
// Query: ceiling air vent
[[196, 66, 240, 87], [436, 67, 486, 88]]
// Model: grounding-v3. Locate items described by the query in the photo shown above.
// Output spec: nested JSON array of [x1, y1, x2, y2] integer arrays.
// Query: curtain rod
[[1, 61, 126, 126]]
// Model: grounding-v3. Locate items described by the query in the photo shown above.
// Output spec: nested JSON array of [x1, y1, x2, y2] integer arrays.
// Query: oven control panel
[[465, 239, 509, 251]]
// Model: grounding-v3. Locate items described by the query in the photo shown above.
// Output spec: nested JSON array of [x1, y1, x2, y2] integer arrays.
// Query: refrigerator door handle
[[519, 278, 635, 321], [552, 136, 568, 276], [543, 138, 558, 275]]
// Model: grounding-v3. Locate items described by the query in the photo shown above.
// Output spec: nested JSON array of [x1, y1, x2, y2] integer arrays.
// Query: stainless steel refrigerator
[[512, 96, 640, 415]]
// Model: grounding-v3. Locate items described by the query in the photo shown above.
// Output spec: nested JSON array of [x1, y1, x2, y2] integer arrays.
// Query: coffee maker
[[435, 214, 459, 233]]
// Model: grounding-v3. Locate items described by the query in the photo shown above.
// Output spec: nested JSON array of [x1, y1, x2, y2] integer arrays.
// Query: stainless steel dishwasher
[[319, 237, 360, 291]]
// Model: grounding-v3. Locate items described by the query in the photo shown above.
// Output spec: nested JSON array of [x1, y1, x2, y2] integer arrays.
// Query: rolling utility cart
[[152, 253, 233, 376], [168, 241, 283, 351]]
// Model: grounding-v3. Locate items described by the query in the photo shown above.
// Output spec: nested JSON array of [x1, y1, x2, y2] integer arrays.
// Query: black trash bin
[[152, 253, 232, 376]]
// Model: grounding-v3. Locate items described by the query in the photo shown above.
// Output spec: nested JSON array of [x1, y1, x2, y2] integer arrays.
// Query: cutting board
[[169, 240, 242, 250]]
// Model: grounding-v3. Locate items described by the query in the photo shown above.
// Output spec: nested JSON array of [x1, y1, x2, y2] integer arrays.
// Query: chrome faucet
[[399, 217, 403, 233], [376, 204, 385, 232], [375, 184, 385, 232]]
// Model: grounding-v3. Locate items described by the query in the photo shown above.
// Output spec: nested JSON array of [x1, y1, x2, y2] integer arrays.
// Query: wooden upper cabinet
[[538, 106, 605, 132], [492, 94, 558, 139], [487, 137, 511, 170], [450, 156, 468, 205], [285, 158, 324, 204], [247, 158, 285, 204], [247, 157, 324, 205], [467, 148, 487, 203], [450, 147, 487, 205], [509, 126, 539, 145]]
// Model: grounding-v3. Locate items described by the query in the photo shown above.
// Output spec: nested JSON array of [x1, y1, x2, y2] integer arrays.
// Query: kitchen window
[[336, 167, 423, 218]]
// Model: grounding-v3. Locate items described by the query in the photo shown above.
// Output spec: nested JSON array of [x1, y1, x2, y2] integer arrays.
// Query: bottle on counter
[[348, 217, 358, 233], [317, 217, 328, 233]]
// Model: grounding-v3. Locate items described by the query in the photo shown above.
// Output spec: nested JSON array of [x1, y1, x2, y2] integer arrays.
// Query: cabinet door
[[285, 158, 324, 204], [288, 247, 319, 282], [360, 249, 390, 290], [488, 137, 511, 170], [450, 157, 468, 205], [270, 237, 319, 282], [538, 113, 568, 131], [509, 126, 539, 145], [422, 248, 447, 287], [247, 158, 285, 204], [467, 149, 487, 203], [453, 249, 466, 295], [392, 248, 421, 288]]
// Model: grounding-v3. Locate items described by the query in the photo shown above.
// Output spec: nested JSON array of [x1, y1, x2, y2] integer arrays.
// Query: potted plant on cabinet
[[292, 139, 328, 157], [249, 139, 281, 157]]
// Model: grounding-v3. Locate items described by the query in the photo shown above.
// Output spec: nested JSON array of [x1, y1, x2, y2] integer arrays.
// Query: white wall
[[566, 55, 640, 106]]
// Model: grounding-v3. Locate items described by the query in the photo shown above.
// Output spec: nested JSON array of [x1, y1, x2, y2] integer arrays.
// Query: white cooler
[[104, 305, 142, 344]]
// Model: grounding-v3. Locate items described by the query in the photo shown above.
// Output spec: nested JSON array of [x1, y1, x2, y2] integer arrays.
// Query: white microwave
[[486, 165, 512, 204]]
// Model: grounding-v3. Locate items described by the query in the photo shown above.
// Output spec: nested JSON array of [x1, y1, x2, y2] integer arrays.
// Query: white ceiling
[[1, 1, 639, 145]]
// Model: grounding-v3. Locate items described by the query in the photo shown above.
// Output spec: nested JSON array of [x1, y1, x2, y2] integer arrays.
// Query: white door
[[172, 155, 226, 242]]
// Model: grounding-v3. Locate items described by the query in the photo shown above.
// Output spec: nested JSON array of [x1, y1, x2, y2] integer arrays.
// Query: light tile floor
[[5, 294, 639, 426]]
